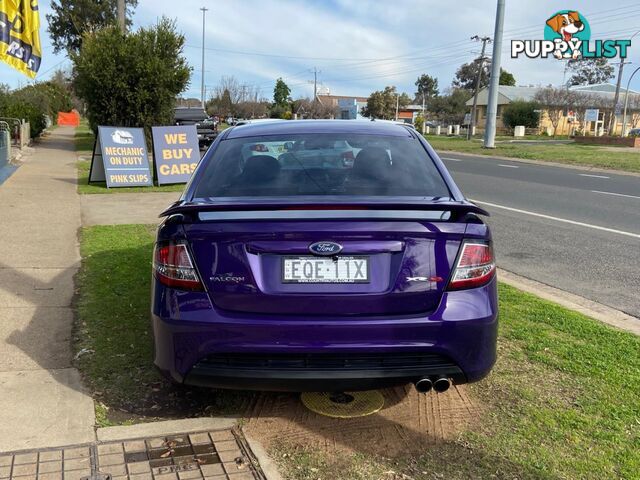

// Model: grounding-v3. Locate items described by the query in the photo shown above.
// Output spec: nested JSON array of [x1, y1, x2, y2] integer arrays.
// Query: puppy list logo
[[512, 10, 631, 60]]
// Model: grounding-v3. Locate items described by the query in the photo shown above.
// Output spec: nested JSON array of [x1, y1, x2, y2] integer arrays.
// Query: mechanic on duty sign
[[151, 125, 200, 184], [89, 126, 152, 187]]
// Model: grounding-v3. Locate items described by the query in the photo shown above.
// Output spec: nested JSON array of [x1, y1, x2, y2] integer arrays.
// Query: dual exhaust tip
[[414, 376, 451, 394]]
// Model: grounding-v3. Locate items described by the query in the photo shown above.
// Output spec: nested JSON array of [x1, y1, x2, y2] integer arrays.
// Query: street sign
[[151, 125, 200, 185], [89, 126, 152, 188], [614, 103, 622, 116], [584, 109, 599, 122], [463, 113, 471, 125]]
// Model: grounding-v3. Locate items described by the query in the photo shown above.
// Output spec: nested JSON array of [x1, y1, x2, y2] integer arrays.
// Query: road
[[438, 152, 640, 319]]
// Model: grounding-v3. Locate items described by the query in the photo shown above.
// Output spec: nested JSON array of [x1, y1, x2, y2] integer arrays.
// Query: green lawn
[[426, 135, 640, 173], [74, 124, 189, 194], [77, 224, 640, 478]]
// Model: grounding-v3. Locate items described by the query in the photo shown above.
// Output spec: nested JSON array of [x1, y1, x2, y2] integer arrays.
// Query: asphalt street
[[437, 152, 640, 319]]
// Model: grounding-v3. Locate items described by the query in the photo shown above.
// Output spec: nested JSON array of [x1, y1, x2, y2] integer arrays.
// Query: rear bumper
[[152, 277, 498, 392]]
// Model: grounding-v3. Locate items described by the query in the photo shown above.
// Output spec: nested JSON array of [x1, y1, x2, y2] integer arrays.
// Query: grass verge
[[74, 124, 188, 194], [77, 224, 640, 477], [426, 135, 640, 173]]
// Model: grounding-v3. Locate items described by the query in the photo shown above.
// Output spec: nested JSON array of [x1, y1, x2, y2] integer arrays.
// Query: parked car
[[152, 120, 497, 393], [628, 128, 640, 137], [173, 107, 218, 149]]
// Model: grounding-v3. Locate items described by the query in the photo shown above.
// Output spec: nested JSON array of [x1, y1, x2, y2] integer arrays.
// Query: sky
[[3, 0, 640, 101]]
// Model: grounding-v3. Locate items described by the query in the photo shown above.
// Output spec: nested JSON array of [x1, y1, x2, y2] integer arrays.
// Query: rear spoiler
[[160, 199, 489, 220]]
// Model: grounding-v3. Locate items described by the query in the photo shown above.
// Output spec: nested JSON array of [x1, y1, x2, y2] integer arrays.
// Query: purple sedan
[[152, 120, 497, 394]]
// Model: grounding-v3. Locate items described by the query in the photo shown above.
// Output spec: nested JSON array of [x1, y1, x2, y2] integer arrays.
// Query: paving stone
[[0, 458, 12, 467], [217, 451, 243, 464], [199, 464, 224, 477], [37, 452, 62, 463], [227, 473, 254, 480], [128, 473, 153, 480], [123, 441, 146, 453], [98, 453, 125, 467], [0, 466, 11, 478], [62, 448, 90, 460], [146, 438, 166, 449], [12, 475, 36, 480], [62, 469, 91, 480], [153, 474, 178, 480], [100, 464, 127, 476], [176, 469, 202, 480], [13, 454, 37, 465], [36, 461, 62, 474], [187, 434, 211, 446], [126, 462, 150, 475], [97, 444, 123, 455], [12, 464, 37, 476], [208, 432, 234, 443], [62, 458, 90, 471], [37, 473, 62, 480]]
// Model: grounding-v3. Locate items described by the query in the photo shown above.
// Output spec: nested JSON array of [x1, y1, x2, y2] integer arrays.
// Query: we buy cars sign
[[152, 125, 200, 185]]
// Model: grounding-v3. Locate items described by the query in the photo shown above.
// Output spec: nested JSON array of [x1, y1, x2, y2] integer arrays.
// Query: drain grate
[[0, 428, 263, 480]]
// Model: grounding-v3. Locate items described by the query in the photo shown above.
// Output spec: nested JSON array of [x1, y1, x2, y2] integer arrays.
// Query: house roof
[[465, 83, 640, 106]]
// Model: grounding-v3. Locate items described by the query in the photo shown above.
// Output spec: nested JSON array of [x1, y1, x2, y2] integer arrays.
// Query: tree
[[502, 101, 539, 129], [415, 74, 439, 101], [428, 88, 472, 124], [47, 0, 138, 54], [533, 87, 574, 136], [72, 19, 191, 133], [293, 98, 339, 119], [499, 69, 516, 86], [361, 86, 410, 119], [452, 60, 490, 90], [273, 78, 291, 109], [566, 58, 614, 86]]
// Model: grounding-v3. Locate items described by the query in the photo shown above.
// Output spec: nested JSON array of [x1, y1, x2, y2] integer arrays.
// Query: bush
[[72, 19, 191, 135], [502, 100, 540, 129], [0, 82, 72, 137]]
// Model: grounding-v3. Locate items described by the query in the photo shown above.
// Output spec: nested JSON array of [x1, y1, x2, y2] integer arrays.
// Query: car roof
[[224, 119, 415, 139]]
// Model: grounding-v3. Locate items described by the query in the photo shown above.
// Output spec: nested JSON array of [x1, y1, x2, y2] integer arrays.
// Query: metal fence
[[0, 117, 30, 149], [0, 121, 11, 168]]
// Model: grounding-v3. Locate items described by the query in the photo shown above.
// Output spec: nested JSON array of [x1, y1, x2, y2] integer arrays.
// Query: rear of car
[[151, 120, 497, 392]]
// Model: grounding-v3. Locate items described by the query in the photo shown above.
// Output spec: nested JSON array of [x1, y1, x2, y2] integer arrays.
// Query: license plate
[[282, 256, 369, 283]]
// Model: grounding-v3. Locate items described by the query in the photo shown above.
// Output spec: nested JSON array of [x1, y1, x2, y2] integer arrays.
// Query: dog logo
[[545, 11, 586, 59], [512, 10, 630, 61]]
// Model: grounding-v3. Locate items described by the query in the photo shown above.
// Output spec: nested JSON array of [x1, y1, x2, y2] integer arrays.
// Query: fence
[[0, 121, 10, 168], [0, 117, 30, 149]]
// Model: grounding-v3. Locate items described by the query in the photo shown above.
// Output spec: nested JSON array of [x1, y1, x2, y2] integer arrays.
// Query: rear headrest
[[242, 155, 281, 181], [352, 147, 391, 180]]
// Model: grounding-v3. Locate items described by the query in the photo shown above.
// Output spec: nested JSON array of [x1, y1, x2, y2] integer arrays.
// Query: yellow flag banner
[[0, 0, 41, 78]]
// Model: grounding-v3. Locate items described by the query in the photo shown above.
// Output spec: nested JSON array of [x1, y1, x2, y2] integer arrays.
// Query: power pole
[[608, 60, 625, 134], [483, 0, 505, 148], [310, 67, 320, 101], [117, 0, 126, 31], [395, 93, 399, 121], [467, 35, 491, 140], [421, 93, 426, 134], [200, 7, 208, 109]]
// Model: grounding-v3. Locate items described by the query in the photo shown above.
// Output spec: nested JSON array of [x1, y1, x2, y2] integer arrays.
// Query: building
[[316, 94, 368, 119], [465, 83, 640, 135], [397, 104, 424, 124]]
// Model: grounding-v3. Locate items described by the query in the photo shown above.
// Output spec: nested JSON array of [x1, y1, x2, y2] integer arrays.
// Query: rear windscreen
[[193, 133, 451, 198]]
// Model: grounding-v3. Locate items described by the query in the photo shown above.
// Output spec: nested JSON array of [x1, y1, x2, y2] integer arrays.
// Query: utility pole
[[117, 0, 126, 31], [621, 65, 640, 137], [395, 93, 399, 121], [483, 0, 505, 148], [421, 93, 426, 134], [200, 7, 208, 109], [609, 31, 639, 135], [310, 67, 321, 101], [467, 35, 491, 140]]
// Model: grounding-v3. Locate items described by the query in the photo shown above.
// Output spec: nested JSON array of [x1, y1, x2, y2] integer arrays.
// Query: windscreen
[[193, 133, 451, 198]]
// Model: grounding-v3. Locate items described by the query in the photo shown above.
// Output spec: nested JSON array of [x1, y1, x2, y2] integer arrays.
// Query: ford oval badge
[[309, 241, 343, 256]]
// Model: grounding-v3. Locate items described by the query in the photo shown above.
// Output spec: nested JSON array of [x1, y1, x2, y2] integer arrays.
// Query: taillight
[[153, 243, 203, 290], [447, 242, 496, 290]]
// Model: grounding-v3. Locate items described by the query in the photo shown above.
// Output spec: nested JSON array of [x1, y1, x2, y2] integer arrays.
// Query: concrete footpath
[[0, 127, 95, 451]]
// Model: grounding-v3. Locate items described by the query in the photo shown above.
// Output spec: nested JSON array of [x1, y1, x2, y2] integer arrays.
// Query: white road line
[[579, 173, 610, 179], [591, 190, 640, 200], [498, 164, 519, 168], [441, 157, 463, 162], [470, 199, 640, 240]]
